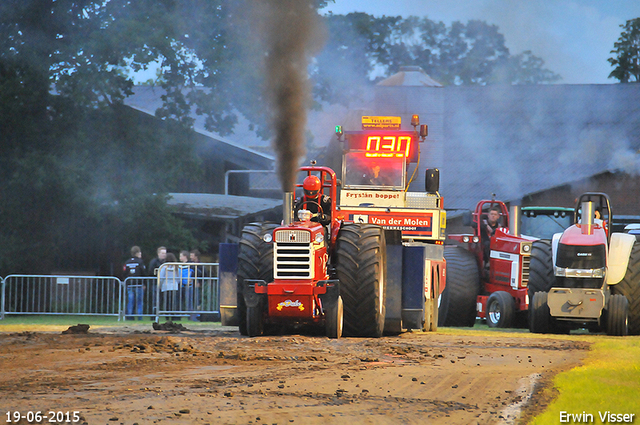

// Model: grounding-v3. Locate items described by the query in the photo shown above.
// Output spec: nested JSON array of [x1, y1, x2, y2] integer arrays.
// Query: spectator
[[145, 246, 167, 317], [148, 246, 167, 276], [179, 250, 194, 318], [123, 246, 146, 321], [159, 253, 179, 319], [190, 249, 209, 318]]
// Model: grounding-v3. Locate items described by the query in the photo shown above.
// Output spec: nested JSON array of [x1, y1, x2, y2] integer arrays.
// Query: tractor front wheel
[[325, 296, 344, 339], [335, 224, 387, 337], [237, 223, 278, 336], [486, 291, 515, 328], [246, 302, 265, 337], [605, 294, 629, 337]]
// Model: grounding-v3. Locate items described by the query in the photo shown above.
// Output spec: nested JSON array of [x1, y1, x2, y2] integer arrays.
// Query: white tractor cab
[[529, 192, 640, 336]]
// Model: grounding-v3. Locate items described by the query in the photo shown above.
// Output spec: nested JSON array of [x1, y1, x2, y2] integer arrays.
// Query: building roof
[[167, 193, 282, 220], [125, 86, 274, 162], [441, 83, 640, 210], [377, 66, 443, 87]]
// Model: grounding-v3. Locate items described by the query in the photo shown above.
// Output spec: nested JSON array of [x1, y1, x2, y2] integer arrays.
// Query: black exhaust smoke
[[259, 0, 325, 193]]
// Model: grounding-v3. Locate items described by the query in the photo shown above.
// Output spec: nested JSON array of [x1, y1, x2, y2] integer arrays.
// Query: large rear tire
[[236, 223, 278, 336], [439, 246, 480, 327], [610, 242, 640, 335], [530, 291, 551, 334], [486, 291, 515, 328], [605, 294, 629, 336], [335, 224, 387, 337], [528, 239, 555, 300]]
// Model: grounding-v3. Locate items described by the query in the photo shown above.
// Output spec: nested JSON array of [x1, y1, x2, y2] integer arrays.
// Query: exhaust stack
[[509, 205, 520, 237], [581, 201, 594, 234], [283, 192, 294, 225]]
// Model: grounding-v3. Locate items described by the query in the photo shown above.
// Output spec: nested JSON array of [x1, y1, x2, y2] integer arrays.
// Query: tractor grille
[[521, 255, 531, 287], [275, 230, 310, 243], [274, 230, 312, 279]]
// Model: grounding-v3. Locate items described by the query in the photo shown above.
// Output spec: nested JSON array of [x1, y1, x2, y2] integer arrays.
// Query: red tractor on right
[[443, 199, 575, 329], [529, 193, 640, 335]]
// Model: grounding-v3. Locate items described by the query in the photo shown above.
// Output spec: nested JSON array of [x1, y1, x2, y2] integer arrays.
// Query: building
[[125, 86, 283, 254], [367, 67, 640, 232]]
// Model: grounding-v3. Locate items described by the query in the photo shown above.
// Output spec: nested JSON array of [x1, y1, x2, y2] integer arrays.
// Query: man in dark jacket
[[148, 246, 167, 277], [481, 207, 501, 265], [123, 246, 146, 320]]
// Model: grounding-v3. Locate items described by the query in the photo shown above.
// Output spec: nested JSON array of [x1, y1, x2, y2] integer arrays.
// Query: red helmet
[[303, 175, 321, 199]]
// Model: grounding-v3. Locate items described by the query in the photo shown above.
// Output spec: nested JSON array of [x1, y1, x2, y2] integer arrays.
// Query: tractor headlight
[[462, 236, 470, 243], [315, 233, 324, 243], [263, 233, 273, 243], [522, 243, 531, 253], [472, 236, 479, 243]]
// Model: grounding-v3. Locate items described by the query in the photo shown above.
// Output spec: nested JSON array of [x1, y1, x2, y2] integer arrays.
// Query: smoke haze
[[257, 0, 326, 192]]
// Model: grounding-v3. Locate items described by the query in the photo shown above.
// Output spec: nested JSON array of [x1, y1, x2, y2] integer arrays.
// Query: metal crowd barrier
[[1, 275, 122, 320], [154, 262, 219, 322], [0, 262, 220, 321]]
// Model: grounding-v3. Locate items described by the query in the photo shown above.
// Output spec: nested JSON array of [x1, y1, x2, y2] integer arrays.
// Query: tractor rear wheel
[[237, 223, 278, 336], [325, 296, 344, 339], [335, 223, 387, 337], [605, 294, 629, 336], [530, 291, 552, 334], [486, 291, 515, 328], [246, 301, 265, 337], [610, 242, 640, 335], [528, 239, 555, 300], [438, 246, 480, 327]]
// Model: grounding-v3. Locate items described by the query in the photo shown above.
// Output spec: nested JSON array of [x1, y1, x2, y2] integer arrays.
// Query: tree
[[608, 18, 640, 83], [319, 13, 560, 90]]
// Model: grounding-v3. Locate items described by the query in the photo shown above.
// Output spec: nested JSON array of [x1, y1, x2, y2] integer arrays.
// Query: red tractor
[[234, 115, 446, 338], [443, 199, 574, 328], [529, 193, 640, 335]]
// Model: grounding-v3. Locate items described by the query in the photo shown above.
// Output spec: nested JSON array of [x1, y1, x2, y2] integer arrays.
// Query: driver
[[295, 175, 332, 226]]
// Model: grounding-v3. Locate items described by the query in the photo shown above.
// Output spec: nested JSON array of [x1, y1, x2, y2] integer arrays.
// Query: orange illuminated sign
[[347, 131, 417, 160]]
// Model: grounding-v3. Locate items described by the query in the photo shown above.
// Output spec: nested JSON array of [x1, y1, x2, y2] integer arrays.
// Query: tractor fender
[[551, 232, 563, 266], [607, 233, 636, 285]]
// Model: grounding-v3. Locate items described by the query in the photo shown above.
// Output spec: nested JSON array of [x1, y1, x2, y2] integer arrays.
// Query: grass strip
[[530, 337, 640, 424]]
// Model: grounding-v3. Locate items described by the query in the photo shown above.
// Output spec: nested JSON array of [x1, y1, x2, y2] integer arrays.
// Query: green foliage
[[608, 18, 640, 83], [317, 13, 560, 94]]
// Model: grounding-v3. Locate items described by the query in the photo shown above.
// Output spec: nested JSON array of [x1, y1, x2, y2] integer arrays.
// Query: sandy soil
[[0, 324, 588, 425]]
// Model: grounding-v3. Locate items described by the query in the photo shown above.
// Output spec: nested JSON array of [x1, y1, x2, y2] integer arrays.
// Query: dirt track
[[0, 325, 588, 425]]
